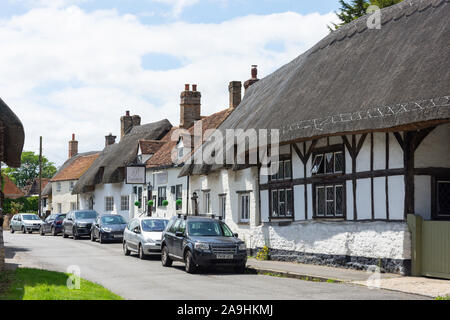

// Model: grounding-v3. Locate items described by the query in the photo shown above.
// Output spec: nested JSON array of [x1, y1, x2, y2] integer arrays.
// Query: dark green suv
[[161, 215, 247, 274]]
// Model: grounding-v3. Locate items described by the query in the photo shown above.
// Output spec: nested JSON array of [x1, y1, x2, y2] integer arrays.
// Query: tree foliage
[[3, 197, 38, 214], [3, 151, 57, 188], [330, 0, 403, 30]]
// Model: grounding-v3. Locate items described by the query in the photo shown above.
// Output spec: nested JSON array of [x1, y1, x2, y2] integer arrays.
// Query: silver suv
[[10, 213, 43, 234], [123, 218, 169, 259]]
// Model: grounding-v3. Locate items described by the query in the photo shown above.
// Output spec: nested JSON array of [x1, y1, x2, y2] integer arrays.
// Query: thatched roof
[[42, 180, 52, 197], [180, 0, 450, 176], [72, 119, 172, 194], [0, 98, 25, 168]]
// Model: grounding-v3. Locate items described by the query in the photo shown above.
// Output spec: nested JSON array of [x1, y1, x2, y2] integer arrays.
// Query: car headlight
[[195, 242, 210, 251], [239, 243, 247, 251], [101, 227, 112, 232]]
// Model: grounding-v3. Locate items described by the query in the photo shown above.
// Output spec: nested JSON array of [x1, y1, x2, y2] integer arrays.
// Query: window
[[57, 203, 62, 213], [121, 195, 129, 211], [177, 140, 184, 160], [158, 187, 167, 207], [69, 181, 75, 191], [105, 196, 114, 212], [70, 202, 77, 211], [271, 189, 293, 218], [204, 191, 211, 213], [270, 159, 292, 181], [219, 195, 226, 219], [56, 182, 61, 192], [175, 185, 183, 211], [239, 193, 250, 223], [315, 184, 344, 218], [312, 150, 344, 175], [436, 180, 450, 219]]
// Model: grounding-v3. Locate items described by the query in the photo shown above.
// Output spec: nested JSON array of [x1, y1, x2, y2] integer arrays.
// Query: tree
[[3, 151, 57, 188], [329, 0, 403, 30]]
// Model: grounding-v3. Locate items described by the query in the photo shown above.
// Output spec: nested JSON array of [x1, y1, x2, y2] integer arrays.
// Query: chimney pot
[[251, 65, 258, 79], [126, 111, 130, 116], [180, 84, 201, 129], [72, 133, 75, 141], [185, 84, 190, 91], [68, 134, 78, 158], [228, 81, 242, 109], [244, 65, 260, 93], [192, 84, 197, 92], [105, 133, 117, 147]]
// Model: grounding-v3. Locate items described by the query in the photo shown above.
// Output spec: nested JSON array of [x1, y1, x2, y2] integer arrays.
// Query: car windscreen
[[56, 214, 66, 221], [187, 221, 234, 237], [141, 219, 168, 232], [22, 215, 40, 221], [101, 215, 126, 225], [75, 211, 97, 219]]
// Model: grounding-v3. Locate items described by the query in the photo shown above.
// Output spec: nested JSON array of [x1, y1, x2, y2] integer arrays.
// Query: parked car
[[161, 215, 247, 274], [10, 213, 43, 234], [40, 214, 66, 236], [62, 210, 98, 239], [91, 214, 127, 243], [123, 218, 169, 259]]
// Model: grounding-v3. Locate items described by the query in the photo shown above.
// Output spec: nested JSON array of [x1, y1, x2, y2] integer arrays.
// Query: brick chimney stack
[[68, 134, 78, 159], [228, 81, 242, 109], [120, 111, 141, 139], [180, 84, 201, 129], [105, 133, 116, 147], [244, 65, 260, 93]]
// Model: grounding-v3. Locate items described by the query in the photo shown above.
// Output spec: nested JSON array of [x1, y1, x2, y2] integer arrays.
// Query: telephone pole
[[38, 136, 42, 218]]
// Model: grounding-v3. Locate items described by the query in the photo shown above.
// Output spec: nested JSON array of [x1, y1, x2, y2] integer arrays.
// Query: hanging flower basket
[[176, 199, 182, 206], [134, 201, 141, 208], [162, 200, 169, 207], [148, 200, 154, 207]]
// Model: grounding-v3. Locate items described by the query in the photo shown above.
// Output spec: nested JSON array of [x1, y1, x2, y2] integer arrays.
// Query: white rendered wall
[[51, 180, 78, 214], [91, 183, 135, 221]]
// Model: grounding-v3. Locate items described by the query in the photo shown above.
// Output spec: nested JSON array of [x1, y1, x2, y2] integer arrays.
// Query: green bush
[[3, 197, 38, 214]]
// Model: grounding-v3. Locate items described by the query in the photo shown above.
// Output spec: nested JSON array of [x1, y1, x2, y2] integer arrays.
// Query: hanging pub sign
[[126, 165, 146, 184]]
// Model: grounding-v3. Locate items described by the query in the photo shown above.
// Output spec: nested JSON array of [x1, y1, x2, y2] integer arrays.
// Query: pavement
[[3, 231, 431, 300], [247, 259, 450, 298]]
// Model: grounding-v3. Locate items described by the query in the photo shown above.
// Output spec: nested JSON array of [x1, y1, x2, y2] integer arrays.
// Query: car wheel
[[139, 244, 147, 260], [123, 241, 131, 256], [40, 226, 45, 236], [22, 226, 26, 234], [62, 227, 68, 238], [73, 228, 79, 240], [161, 246, 173, 267], [234, 264, 246, 274], [185, 251, 197, 274], [99, 233, 104, 244], [10, 226, 14, 233], [90, 230, 96, 242], [52, 227, 57, 236]]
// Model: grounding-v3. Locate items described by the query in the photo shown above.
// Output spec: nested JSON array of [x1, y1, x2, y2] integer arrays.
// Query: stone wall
[[246, 220, 411, 275]]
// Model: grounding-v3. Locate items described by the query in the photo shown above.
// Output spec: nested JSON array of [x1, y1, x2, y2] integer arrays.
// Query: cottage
[[0, 97, 25, 271], [146, 84, 233, 219], [2, 174, 25, 200], [181, 0, 450, 275], [73, 116, 172, 220], [48, 134, 100, 214]]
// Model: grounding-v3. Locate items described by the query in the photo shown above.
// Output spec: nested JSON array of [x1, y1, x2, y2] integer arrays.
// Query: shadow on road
[[5, 246, 30, 259]]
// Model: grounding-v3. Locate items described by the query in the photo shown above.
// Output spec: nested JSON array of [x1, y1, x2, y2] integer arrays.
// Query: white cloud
[[9, 0, 90, 9], [152, 0, 200, 17], [0, 5, 335, 166]]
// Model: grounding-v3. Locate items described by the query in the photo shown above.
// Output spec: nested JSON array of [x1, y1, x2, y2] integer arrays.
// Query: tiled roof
[[146, 108, 233, 169], [139, 140, 165, 155], [2, 174, 24, 199], [22, 178, 50, 196], [51, 152, 100, 182]]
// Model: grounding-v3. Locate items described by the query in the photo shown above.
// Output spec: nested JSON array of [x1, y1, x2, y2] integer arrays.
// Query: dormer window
[[311, 148, 344, 175], [177, 140, 184, 160]]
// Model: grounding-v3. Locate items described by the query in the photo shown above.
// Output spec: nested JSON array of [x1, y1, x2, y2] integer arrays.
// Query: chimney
[[68, 134, 78, 158], [228, 81, 242, 109], [244, 65, 260, 93], [120, 111, 133, 139], [132, 115, 141, 127], [105, 133, 116, 147], [180, 84, 201, 129]]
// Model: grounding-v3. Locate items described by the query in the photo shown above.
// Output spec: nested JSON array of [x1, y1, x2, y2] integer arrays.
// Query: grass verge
[[0, 268, 122, 300]]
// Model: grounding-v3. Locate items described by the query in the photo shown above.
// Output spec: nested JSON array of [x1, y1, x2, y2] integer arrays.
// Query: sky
[[0, 0, 339, 167]]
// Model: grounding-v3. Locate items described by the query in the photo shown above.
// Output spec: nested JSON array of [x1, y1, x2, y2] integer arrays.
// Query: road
[[3, 232, 428, 300]]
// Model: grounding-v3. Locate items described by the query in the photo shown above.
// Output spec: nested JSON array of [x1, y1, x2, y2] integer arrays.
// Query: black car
[[62, 210, 98, 239], [40, 214, 66, 236], [91, 214, 127, 243], [161, 215, 247, 274]]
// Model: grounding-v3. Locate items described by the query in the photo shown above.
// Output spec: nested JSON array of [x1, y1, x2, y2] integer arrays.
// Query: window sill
[[313, 217, 345, 222], [238, 221, 250, 225]]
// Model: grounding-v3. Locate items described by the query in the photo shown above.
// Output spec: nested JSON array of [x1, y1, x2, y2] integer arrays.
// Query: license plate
[[216, 254, 233, 260], [113, 235, 122, 239]]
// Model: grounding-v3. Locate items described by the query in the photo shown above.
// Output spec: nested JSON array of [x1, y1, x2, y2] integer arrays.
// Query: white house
[[181, 0, 450, 275]]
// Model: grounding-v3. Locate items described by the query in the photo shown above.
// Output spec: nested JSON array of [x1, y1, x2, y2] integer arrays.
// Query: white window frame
[[121, 195, 129, 211], [239, 193, 250, 223], [105, 196, 114, 212], [219, 195, 226, 219], [203, 191, 211, 214], [56, 182, 61, 192]]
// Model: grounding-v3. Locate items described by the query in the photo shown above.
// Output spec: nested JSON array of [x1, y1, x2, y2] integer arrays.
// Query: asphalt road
[[3, 231, 428, 300]]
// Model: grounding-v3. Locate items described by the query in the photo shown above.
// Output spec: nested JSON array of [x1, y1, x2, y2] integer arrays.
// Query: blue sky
[[0, 0, 339, 165]]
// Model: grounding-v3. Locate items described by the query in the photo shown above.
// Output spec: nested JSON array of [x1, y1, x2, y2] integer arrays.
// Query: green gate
[[408, 214, 450, 279]]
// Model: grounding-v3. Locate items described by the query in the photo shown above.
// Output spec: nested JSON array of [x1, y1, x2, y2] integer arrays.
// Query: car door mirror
[[175, 231, 184, 237], [133, 227, 141, 234], [233, 233, 239, 238]]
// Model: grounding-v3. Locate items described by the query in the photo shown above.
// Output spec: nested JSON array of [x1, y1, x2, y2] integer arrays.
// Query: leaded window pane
[[325, 153, 334, 174], [311, 155, 323, 174], [326, 186, 334, 216], [279, 162, 285, 180], [286, 189, 293, 217], [335, 152, 344, 173], [279, 189, 286, 216], [272, 190, 279, 217], [284, 160, 292, 179], [437, 181, 450, 217], [317, 187, 325, 216], [335, 186, 344, 216]]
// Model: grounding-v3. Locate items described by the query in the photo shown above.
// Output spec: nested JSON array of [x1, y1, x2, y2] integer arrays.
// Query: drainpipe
[[186, 175, 190, 215]]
